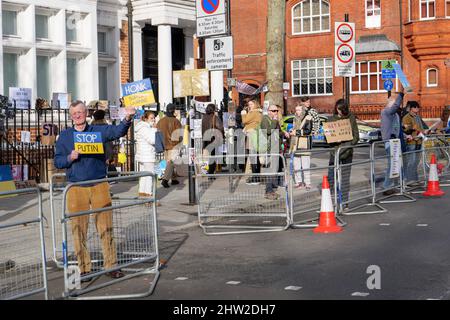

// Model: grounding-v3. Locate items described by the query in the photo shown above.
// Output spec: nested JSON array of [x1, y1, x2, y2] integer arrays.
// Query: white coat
[[135, 121, 157, 163]]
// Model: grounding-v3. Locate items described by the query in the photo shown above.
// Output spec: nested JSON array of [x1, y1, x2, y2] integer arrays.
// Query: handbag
[[154, 131, 165, 154], [296, 136, 311, 150]]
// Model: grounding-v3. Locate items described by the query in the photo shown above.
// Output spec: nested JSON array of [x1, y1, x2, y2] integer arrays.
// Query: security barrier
[[288, 148, 346, 228], [0, 188, 48, 300], [195, 154, 290, 235], [372, 140, 416, 204], [60, 172, 159, 299], [423, 134, 450, 186], [336, 144, 387, 215], [50, 173, 68, 267]]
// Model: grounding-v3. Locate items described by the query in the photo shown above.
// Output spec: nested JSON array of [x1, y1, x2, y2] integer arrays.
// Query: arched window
[[427, 68, 438, 87], [292, 0, 330, 35]]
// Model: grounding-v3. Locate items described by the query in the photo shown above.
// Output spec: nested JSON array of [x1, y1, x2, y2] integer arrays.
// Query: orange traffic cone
[[423, 154, 445, 197], [314, 176, 343, 234]]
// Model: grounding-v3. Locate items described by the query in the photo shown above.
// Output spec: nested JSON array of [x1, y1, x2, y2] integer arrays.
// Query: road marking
[[284, 286, 302, 291], [175, 277, 189, 281], [351, 292, 370, 297], [229, 219, 238, 222], [417, 224, 428, 227], [426, 298, 440, 300], [226, 281, 241, 285], [379, 223, 391, 226], [263, 221, 272, 224]]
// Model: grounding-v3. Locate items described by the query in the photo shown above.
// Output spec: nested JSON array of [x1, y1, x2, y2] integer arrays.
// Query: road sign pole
[[344, 14, 350, 106]]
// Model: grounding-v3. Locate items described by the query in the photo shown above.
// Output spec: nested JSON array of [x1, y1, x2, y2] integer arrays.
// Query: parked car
[[281, 114, 381, 148]]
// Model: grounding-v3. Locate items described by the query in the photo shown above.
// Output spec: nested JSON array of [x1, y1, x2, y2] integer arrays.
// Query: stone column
[[157, 24, 173, 110]]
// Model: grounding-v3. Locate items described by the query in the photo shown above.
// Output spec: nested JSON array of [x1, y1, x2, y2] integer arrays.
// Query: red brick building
[[226, 0, 450, 119]]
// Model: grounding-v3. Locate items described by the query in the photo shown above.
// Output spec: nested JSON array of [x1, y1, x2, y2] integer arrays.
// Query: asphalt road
[[145, 192, 450, 300]]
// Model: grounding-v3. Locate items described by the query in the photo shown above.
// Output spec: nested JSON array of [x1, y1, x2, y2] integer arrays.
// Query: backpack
[[155, 131, 165, 154]]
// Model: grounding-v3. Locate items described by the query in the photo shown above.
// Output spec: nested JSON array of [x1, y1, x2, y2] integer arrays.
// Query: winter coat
[[135, 121, 157, 163], [328, 113, 360, 161]]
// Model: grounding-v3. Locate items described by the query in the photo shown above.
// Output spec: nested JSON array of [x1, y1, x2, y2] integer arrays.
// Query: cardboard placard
[[41, 123, 59, 145], [173, 69, 210, 98], [323, 119, 353, 143]]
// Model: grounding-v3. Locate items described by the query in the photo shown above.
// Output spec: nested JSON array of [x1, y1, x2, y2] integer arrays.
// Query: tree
[[265, 0, 286, 108]]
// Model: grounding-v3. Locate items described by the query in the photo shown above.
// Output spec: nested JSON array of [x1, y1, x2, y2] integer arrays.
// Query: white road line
[[284, 286, 302, 291], [417, 224, 428, 227], [351, 292, 370, 297], [379, 223, 391, 226], [174, 277, 189, 281], [226, 281, 241, 285]]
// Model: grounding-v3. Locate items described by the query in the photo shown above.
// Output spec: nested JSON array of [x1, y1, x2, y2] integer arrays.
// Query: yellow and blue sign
[[74, 132, 104, 154], [0, 165, 17, 197], [121, 78, 155, 108]]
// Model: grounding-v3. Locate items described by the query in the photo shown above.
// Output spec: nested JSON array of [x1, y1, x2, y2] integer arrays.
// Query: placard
[[193, 119, 203, 139], [389, 139, 401, 179], [323, 119, 354, 143], [20, 131, 31, 143], [173, 69, 210, 98], [9, 87, 32, 109], [73, 132, 104, 154], [109, 105, 120, 120], [41, 123, 59, 145], [121, 79, 156, 107], [52, 93, 71, 109]]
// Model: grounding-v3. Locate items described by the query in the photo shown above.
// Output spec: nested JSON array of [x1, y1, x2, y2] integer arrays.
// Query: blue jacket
[[54, 120, 132, 182]]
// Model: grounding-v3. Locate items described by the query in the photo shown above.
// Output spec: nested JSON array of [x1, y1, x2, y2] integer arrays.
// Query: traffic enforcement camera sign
[[335, 22, 355, 77], [205, 36, 234, 71], [196, 0, 227, 37]]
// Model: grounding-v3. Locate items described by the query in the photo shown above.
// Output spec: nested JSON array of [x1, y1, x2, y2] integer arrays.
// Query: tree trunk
[[265, 0, 286, 108]]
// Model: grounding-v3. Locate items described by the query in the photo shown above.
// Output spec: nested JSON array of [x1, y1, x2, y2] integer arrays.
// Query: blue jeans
[[383, 143, 393, 189], [404, 144, 422, 182]]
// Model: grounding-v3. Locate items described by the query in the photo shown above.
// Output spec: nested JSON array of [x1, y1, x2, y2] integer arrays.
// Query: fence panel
[[195, 154, 290, 235], [0, 188, 48, 300], [61, 172, 159, 299]]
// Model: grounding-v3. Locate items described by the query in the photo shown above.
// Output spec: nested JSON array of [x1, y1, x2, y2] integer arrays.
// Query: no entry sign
[[335, 22, 355, 77]]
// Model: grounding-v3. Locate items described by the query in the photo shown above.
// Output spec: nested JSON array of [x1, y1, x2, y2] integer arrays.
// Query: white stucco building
[[0, 0, 123, 105], [1, 0, 199, 108]]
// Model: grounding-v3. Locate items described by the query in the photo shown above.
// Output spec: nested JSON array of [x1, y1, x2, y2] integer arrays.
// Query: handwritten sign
[[41, 123, 59, 145], [323, 119, 353, 143], [389, 139, 401, 179], [73, 132, 104, 154], [9, 87, 32, 109], [121, 79, 155, 108]]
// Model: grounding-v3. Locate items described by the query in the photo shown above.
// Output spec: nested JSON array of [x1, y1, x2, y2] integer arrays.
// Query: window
[[420, 0, 435, 20], [98, 66, 108, 100], [98, 32, 107, 53], [292, 58, 333, 96], [2, 10, 17, 36], [446, 1, 450, 17], [351, 61, 397, 93], [66, 13, 78, 42], [3, 53, 18, 91], [67, 58, 78, 99], [366, 0, 381, 28], [37, 56, 50, 100], [292, 0, 330, 35], [427, 68, 438, 87], [36, 14, 49, 39]]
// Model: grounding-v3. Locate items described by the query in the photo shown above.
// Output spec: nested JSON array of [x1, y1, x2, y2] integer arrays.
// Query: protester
[[380, 91, 406, 195], [241, 99, 263, 185], [260, 105, 288, 200], [135, 111, 158, 198], [156, 104, 182, 188], [402, 101, 430, 183], [54, 100, 136, 280], [441, 106, 450, 134], [202, 103, 224, 176], [327, 99, 359, 208]]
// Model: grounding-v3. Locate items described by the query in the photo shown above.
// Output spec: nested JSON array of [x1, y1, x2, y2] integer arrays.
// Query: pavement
[[1, 148, 450, 300]]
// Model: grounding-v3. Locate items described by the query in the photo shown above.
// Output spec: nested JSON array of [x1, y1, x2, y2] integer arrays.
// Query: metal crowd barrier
[[194, 154, 290, 235], [372, 140, 416, 204], [60, 172, 159, 299], [402, 144, 428, 194], [336, 144, 387, 215], [288, 148, 346, 228], [423, 134, 450, 186], [50, 173, 68, 267], [0, 188, 48, 300]]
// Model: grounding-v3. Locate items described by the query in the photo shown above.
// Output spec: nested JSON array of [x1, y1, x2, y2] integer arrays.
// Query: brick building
[[226, 0, 450, 119]]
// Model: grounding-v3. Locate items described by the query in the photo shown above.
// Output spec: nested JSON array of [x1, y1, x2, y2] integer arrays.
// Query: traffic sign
[[381, 60, 396, 79], [196, 0, 227, 37], [335, 22, 355, 77], [384, 79, 394, 91], [205, 36, 233, 71]]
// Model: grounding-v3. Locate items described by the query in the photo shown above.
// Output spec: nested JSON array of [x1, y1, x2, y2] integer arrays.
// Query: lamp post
[[127, 0, 135, 171]]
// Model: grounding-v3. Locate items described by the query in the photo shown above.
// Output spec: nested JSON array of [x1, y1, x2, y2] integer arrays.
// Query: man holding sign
[[54, 100, 135, 280]]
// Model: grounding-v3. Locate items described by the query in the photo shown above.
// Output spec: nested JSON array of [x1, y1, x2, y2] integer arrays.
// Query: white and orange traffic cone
[[314, 176, 343, 234], [423, 154, 445, 197]]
